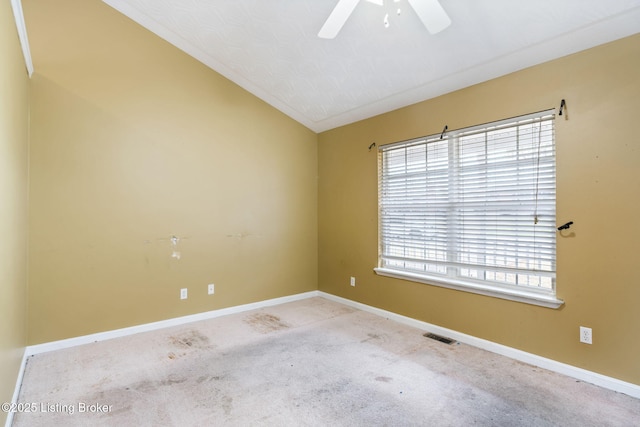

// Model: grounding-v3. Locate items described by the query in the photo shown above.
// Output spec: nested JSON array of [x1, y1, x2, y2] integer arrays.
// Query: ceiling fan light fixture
[[319, 0, 451, 39]]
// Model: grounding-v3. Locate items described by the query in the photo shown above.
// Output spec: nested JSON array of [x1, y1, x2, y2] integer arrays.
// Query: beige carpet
[[12, 297, 640, 426]]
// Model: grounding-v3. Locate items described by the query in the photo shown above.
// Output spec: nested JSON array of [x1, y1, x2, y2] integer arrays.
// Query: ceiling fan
[[318, 0, 451, 39]]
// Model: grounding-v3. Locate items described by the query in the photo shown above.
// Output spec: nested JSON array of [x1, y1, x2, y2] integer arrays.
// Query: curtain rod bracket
[[440, 125, 448, 139], [557, 221, 573, 231], [558, 99, 567, 117], [368, 142, 376, 151]]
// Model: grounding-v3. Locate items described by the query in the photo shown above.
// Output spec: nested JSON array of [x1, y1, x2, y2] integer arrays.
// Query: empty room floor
[[12, 297, 640, 426]]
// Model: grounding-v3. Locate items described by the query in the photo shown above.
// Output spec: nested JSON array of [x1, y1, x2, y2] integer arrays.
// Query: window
[[375, 110, 563, 308]]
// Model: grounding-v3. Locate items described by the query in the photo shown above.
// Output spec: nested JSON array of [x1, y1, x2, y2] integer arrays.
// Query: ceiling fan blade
[[407, 0, 451, 34], [318, 0, 361, 39]]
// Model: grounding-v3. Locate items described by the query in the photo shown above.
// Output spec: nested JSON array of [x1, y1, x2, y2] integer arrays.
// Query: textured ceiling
[[102, 0, 640, 132]]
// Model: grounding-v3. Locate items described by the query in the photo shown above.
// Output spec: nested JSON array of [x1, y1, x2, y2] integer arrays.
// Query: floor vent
[[424, 332, 456, 345]]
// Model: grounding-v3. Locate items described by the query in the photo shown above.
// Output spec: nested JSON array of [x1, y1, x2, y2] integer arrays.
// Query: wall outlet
[[580, 326, 592, 344], [180, 288, 188, 300], [350, 276, 356, 287], [208, 283, 215, 295]]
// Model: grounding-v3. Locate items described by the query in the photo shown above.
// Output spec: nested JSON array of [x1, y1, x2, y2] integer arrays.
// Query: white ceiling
[[102, 0, 640, 132]]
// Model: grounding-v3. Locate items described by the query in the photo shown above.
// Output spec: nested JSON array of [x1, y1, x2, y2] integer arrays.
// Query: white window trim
[[374, 267, 564, 308], [376, 110, 564, 309]]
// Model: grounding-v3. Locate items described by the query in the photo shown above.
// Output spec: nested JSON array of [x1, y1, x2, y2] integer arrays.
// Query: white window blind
[[376, 110, 562, 307]]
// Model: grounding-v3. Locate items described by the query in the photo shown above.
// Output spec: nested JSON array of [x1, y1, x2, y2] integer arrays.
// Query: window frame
[[375, 110, 564, 309]]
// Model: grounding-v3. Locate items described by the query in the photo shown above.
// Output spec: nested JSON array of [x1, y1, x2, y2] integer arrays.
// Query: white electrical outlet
[[350, 276, 356, 287], [208, 284, 215, 295], [580, 326, 592, 344], [180, 288, 188, 300]]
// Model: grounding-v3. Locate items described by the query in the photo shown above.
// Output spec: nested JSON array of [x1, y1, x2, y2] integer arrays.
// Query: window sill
[[374, 267, 564, 309]]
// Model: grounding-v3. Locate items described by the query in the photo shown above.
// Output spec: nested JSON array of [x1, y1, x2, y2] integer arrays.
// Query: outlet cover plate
[[580, 326, 592, 344]]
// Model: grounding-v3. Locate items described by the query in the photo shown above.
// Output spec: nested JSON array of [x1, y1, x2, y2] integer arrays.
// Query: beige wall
[[0, 0, 30, 423], [319, 34, 640, 385], [25, 0, 317, 344]]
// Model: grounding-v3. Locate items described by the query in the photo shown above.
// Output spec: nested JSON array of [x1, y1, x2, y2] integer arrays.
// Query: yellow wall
[[25, 0, 317, 344], [0, 0, 30, 423], [319, 34, 640, 385]]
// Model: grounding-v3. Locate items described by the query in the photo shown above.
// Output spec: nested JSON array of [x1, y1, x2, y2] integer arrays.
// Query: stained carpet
[[12, 297, 640, 426]]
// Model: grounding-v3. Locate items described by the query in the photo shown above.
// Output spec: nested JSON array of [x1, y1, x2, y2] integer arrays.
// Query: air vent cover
[[424, 332, 456, 345]]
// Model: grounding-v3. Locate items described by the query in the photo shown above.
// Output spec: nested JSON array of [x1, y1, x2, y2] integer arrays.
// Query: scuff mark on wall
[[170, 235, 181, 260], [225, 232, 261, 239], [144, 235, 190, 260]]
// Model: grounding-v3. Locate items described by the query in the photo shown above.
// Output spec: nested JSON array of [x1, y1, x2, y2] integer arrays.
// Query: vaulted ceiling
[[102, 0, 640, 132]]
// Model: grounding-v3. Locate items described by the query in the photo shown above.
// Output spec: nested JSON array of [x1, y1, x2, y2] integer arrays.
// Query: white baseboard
[[5, 350, 29, 427], [26, 291, 320, 356], [318, 291, 640, 399], [17, 289, 639, 407]]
